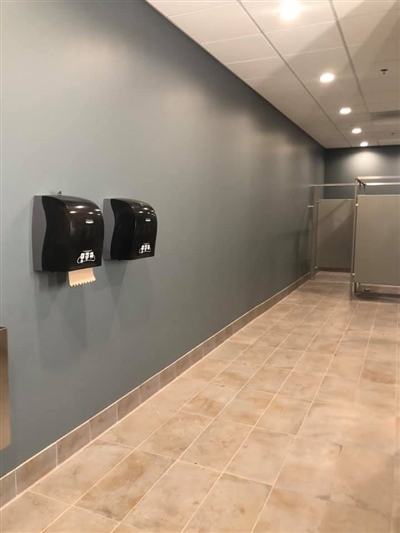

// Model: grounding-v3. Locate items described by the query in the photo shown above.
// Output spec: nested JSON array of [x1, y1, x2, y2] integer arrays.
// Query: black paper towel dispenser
[[103, 199, 157, 260], [32, 195, 104, 272]]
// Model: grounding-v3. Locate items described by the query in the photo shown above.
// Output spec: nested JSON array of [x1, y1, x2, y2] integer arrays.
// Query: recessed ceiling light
[[278, 0, 302, 20], [320, 72, 335, 83], [360, 141, 368, 147], [352, 127, 362, 134], [339, 107, 352, 115]]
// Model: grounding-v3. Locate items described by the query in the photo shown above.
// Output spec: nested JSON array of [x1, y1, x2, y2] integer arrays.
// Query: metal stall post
[[349, 179, 362, 299], [309, 185, 319, 280]]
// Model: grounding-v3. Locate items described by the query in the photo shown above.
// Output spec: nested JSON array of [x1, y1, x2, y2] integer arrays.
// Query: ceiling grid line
[[147, 0, 400, 148], [237, 0, 349, 146], [328, 0, 378, 145]]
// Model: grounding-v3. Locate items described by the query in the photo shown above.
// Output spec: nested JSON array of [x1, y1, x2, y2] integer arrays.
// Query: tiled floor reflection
[[2, 273, 399, 532]]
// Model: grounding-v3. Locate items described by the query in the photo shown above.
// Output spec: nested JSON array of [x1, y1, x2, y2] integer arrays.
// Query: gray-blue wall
[[1, 1, 323, 475], [324, 146, 400, 198]]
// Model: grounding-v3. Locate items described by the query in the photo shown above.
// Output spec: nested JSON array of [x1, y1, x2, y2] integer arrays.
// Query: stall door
[[354, 195, 400, 286]]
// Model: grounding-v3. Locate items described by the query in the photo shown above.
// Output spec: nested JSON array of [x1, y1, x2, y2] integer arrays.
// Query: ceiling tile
[[274, 106, 316, 123], [334, 133, 373, 147], [331, 113, 373, 127], [246, 80, 301, 95], [314, 132, 349, 143], [364, 90, 400, 104], [307, 75, 360, 103], [323, 140, 351, 148], [266, 21, 342, 56], [339, 9, 400, 46], [355, 59, 399, 80], [241, 0, 334, 33], [296, 114, 337, 127], [303, 125, 342, 137], [170, 3, 259, 43], [367, 101, 400, 113], [203, 34, 277, 64], [371, 120, 400, 130], [246, 66, 306, 93], [324, 103, 368, 114], [268, 96, 319, 116], [361, 75, 400, 94], [227, 56, 286, 80], [288, 120, 333, 141], [285, 115, 307, 130], [148, 0, 233, 17], [332, 0, 398, 19], [277, 112, 330, 137], [337, 128, 376, 143], [349, 38, 400, 70], [379, 138, 400, 145], [257, 92, 328, 124], [371, 129, 400, 142], [285, 46, 349, 82], [350, 138, 380, 147], [148, 0, 399, 149], [371, 116, 400, 132], [314, 91, 365, 109]]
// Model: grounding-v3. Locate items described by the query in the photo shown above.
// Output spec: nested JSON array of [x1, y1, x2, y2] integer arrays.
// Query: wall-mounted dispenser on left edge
[[32, 195, 104, 286], [103, 199, 157, 260], [0, 327, 10, 450]]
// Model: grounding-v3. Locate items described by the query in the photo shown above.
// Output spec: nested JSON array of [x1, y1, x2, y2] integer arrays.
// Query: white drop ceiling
[[146, 0, 400, 148]]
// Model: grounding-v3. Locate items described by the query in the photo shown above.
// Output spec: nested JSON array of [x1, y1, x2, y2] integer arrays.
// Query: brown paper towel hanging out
[[68, 268, 96, 287]]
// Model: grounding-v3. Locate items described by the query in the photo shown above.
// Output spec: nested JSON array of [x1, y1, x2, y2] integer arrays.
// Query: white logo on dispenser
[[139, 243, 151, 254], [77, 250, 96, 264]]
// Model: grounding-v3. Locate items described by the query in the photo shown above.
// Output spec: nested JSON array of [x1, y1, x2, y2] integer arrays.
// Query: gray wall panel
[[354, 195, 400, 286], [0, 1, 323, 474], [324, 146, 400, 198]]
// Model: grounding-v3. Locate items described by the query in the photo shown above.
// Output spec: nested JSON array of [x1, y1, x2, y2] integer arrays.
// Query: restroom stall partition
[[351, 176, 400, 298], [309, 183, 355, 280]]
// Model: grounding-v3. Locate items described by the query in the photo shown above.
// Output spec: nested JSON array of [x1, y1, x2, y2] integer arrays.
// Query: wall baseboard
[[0, 272, 309, 507]]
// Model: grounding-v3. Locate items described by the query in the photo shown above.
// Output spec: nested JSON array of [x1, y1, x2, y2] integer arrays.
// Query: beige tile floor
[[2, 273, 399, 533]]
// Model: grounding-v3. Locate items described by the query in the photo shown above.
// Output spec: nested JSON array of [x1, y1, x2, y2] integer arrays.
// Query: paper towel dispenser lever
[[103, 198, 157, 260], [32, 195, 104, 272]]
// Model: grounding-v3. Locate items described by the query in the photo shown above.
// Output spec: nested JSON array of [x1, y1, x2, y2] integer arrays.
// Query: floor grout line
[[390, 300, 400, 533], [6, 275, 396, 533], [36, 359, 235, 532], [249, 287, 360, 533], [174, 298, 326, 532], [7, 358, 221, 516], [105, 335, 287, 532], [74, 282, 396, 529], [180, 285, 346, 533], [354, 302, 379, 388], [109, 368, 261, 529], [34, 334, 272, 533]]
